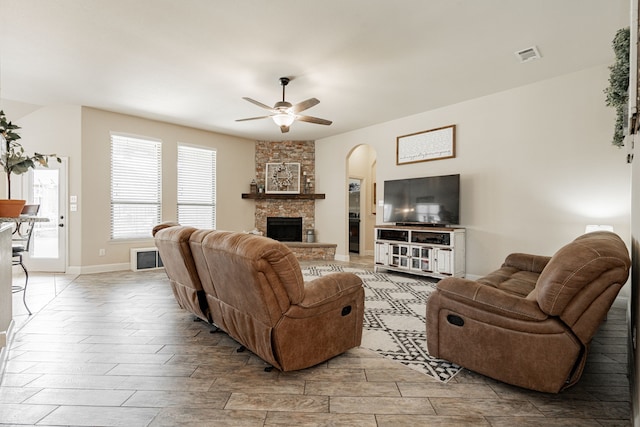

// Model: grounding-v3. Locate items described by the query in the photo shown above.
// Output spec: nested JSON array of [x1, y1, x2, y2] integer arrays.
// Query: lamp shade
[[585, 224, 614, 233], [272, 113, 295, 127]]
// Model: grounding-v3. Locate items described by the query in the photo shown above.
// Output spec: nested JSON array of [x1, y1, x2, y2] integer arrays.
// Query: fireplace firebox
[[267, 217, 303, 242]]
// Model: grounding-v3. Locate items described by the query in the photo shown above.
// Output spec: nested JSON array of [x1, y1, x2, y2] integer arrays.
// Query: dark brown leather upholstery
[[426, 231, 630, 393], [155, 225, 365, 371]]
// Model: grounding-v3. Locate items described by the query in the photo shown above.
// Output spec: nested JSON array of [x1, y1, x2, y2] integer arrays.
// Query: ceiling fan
[[236, 77, 332, 133]]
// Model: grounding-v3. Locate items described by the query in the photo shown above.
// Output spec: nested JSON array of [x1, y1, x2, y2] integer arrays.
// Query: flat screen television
[[383, 174, 460, 226]]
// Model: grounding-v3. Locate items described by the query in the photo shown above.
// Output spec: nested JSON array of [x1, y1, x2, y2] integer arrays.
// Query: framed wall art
[[396, 124, 456, 165], [265, 162, 301, 194]]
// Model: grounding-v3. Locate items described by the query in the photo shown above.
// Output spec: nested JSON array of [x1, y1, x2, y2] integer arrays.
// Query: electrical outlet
[[99, 249, 105, 256]]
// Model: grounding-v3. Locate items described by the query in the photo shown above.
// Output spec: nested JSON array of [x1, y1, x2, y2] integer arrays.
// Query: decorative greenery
[[0, 110, 61, 199], [604, 27, 630, 147]]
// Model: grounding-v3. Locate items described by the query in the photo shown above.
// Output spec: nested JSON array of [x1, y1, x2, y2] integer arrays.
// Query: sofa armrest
[[436, 277, 548, 321], [299, 272, 363, 308], [503, 253, 552, 274]]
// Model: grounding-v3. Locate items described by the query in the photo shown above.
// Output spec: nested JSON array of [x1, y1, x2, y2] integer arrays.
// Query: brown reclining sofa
[[153, 223, 365, 371], [426, 231, 630, 393]]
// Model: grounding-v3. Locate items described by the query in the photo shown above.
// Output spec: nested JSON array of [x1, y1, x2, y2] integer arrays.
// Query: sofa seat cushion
[[476, 267, 539, 298]]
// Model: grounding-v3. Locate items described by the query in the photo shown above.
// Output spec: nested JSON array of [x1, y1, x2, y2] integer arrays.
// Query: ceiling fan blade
[[242, 97, 275, 111], [235, 115, 272, 122], [296, 115, 332, 126], [291, 98, 320, 113], [280, 125, 290, 133]]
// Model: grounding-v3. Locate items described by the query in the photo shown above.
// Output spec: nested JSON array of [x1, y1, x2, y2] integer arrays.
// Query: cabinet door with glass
[[409, 245, 432, 272], [391, 244, 410, 267]]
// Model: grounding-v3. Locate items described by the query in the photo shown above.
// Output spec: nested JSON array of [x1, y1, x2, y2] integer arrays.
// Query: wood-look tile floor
[[0, 260, 632, 426]]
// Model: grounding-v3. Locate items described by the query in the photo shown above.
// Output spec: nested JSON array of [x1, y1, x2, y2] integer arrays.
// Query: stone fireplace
[[267, 217, 303, 242], [251, 140, 335, 260], [254, 140, 317, 236]]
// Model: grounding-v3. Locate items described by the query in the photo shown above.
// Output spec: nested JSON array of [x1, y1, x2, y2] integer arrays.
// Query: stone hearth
[[284, 242, 337, 261]]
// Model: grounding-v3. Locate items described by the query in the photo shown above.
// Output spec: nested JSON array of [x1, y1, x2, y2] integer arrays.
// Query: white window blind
[[110, 134, 162, 239], [177, 144, 216, 229]]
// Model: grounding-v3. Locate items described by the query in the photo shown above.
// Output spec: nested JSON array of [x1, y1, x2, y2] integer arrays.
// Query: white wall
[[316, 65, 631, 285]]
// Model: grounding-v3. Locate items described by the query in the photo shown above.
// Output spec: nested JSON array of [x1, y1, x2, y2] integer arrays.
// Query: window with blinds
[[177, 144, 216, 229], [110, 134, 162, 240]]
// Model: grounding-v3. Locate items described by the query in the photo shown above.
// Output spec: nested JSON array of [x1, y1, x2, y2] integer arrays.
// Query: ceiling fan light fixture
[[272, 113, 295, 127], [238, 76, 331, 131]]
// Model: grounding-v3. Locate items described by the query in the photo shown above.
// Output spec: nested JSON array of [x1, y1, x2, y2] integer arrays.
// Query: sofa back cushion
[[153, 225, 209, 321], [535, 231, 630, 317], [191, 230, 304, 326]]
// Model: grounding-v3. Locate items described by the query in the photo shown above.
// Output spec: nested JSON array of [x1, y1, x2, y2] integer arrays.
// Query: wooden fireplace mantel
[[241, 193, 326, 200]]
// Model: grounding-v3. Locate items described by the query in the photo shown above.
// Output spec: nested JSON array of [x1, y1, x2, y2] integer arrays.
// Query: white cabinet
[[374, 226, 465, 279]]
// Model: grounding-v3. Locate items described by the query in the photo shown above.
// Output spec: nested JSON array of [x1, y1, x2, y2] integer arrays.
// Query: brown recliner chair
[[152, 222, 211, 323], [188, 229, 365, 371], [426, 231, 630, 393]]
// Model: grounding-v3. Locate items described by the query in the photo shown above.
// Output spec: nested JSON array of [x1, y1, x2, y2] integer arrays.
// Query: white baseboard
[[77, 263, 131, 275], [65, 265, 82, 275]]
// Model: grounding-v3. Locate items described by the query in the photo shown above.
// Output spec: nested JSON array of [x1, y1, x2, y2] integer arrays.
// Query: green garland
[[604, 27, 630, 147]]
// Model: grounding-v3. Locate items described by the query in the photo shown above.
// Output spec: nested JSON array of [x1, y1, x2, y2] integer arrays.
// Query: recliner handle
[[447, 314, 464, 327]]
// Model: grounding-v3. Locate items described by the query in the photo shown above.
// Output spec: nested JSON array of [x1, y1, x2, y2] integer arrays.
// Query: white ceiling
[[0, 0, 630, 141]]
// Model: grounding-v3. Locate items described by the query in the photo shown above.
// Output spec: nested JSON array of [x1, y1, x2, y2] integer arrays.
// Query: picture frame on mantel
[[396, 124, 456, 165], [265, 162, 301, 194]]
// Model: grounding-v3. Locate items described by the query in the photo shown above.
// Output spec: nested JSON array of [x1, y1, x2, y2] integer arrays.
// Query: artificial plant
[[604, 27, 630, 148], [0, 110, 61, 199]]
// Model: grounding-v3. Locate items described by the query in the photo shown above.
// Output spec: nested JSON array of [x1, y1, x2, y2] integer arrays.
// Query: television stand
[[374, 225, 465, 279]]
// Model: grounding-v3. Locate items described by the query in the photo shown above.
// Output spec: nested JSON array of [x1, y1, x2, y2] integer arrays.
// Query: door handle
[[59, 223, 64, 227]]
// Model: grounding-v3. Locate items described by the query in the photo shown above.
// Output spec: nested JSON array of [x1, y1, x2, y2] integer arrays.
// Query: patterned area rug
[[301, 264, 461, 382]]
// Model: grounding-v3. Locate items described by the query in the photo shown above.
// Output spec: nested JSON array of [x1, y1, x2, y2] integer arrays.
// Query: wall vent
[[130, 248, 164, 271], [515, 46, 541, 63]]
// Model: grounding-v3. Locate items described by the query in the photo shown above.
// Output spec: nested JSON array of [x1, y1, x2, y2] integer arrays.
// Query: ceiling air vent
[[515, 46, 541, 63]]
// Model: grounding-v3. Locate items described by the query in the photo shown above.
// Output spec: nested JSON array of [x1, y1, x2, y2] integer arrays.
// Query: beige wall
[[316, 65, 631, 286], [3, 65, 631, 284], [80, 108, 256, 272]]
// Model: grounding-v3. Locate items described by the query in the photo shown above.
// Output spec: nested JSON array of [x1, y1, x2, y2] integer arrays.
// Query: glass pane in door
[[31, 169, 59, 258]]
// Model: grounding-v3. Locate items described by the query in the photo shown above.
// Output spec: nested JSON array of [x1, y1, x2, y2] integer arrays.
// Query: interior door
[[22, 158, 68, 272], [348, 178, 361, 254]]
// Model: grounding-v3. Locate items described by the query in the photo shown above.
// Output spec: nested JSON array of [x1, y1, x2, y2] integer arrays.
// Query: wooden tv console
[[374, 225, 465, 279]]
